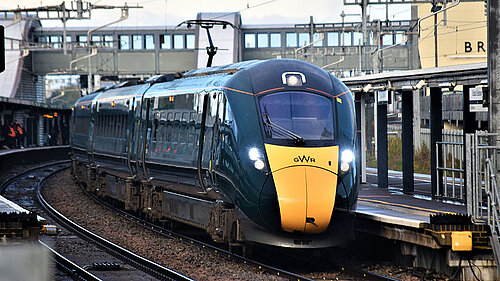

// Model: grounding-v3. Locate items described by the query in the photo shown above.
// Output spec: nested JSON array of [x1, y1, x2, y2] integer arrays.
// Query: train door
[[126, 97, 137, 176], [198, 90, 224, 189], [130, 97, 142, 178], [87, 100, 98, 164], [136, 98, 152, 181]]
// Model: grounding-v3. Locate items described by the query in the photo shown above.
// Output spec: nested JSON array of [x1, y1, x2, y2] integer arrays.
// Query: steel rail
[[82, 188, 314, 281], [0, 160, 70, 194], [83, 185, 397, 281], [39, 240, 102, 281], [36, 167, 194, 281]]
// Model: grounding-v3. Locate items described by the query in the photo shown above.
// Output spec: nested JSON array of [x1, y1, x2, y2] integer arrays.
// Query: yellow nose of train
[[264, 144, 339, 234]]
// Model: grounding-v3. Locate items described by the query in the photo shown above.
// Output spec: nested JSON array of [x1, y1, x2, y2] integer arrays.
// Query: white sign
[[469, 87, 483, 101], [469, 87, 488, 112], [378, 90, 388, 104], [470, 104, 488, 112]]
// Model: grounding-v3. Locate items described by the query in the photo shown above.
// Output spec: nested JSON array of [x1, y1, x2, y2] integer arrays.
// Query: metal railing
[[466, 132, 500, 275], [468, 132, 500, 220], [436, 140, 464, 201], [485, 157, 500, 275]]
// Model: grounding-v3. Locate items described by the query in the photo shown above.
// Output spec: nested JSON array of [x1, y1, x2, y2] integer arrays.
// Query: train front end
[[225, 60, 358, 248]]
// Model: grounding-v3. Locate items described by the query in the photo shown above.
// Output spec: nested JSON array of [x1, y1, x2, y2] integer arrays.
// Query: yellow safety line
[[359, 198, 457, 215]]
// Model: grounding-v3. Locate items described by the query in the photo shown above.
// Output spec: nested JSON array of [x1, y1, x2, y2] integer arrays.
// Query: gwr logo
[[294, 155, 316, 163]]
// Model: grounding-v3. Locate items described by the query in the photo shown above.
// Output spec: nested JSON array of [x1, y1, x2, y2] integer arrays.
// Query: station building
[[0, 2, 488, 146]]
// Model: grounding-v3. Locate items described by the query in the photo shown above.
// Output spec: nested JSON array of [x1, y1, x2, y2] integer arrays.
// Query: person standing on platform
[[13, 120, 24, 148], [7, 122, 16, 149]]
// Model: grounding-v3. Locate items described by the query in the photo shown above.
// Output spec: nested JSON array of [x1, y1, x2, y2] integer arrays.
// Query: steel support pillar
[[430, 87, 443, 198], [377, 95, 388, 188], [401, 90, 414, 193], [489, 0, 500, 141], [355, 92, 367, 183], [463, 85, 476, 200], [360, 93, 367, 183]]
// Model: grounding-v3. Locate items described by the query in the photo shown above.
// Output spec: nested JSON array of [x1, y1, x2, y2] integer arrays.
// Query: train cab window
[[259, 92, 335, 142], [167, 112, 174, 121], [224, 102, 237, 137]]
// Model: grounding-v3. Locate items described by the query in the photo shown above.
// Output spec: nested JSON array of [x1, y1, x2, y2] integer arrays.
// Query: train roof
[[74, 59, 344, 105]]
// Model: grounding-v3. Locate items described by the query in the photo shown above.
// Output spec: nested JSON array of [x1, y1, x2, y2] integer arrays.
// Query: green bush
[[366, 137, 431, 175]]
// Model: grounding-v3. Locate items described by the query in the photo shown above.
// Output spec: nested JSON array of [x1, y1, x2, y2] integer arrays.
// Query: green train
[[70, 59, 358, 248]]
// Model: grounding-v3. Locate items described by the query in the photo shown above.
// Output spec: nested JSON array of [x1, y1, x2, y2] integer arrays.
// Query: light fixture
[[340, 149, 354, 173], [248, 147, 266, 170], [254, 159, 265, 170]]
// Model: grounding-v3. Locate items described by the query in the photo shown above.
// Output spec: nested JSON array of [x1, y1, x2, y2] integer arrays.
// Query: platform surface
[[0, 195, 31, 214], [354, 169, 467, 229]]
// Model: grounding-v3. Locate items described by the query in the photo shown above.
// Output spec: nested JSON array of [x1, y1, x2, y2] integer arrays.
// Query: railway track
[[36, 166, 194, 281], [1, 148, 405, 280], [80, 179, 399, 281], [0, 157, 193, 281]]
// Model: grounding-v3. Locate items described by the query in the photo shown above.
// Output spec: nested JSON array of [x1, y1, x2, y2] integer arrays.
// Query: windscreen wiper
[[262, 104, 305, 146]]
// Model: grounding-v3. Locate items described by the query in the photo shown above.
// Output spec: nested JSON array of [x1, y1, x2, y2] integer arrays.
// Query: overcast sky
[[1, 0, 411, 28]]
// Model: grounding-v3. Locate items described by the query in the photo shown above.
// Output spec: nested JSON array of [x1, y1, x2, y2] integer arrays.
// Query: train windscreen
[[259, 91, 335, 141]]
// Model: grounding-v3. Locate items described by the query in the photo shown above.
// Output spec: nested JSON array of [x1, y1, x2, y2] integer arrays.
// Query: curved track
[[36, 166, 194, 281], [82, 182, 398, 281]]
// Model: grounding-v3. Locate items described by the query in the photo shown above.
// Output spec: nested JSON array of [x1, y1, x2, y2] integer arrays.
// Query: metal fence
[[466, 132, 500, 273], [436, 140, 464, 201]]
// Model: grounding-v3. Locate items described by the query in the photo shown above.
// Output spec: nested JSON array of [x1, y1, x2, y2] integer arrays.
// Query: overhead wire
[[208, 0, 278, 20]]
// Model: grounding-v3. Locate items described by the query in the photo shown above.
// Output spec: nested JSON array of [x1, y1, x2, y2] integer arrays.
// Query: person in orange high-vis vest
[[13, 120, 24, 148], [7, 122, 16, 149]]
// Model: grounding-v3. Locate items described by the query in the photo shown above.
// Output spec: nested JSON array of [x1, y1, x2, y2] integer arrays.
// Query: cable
[[451, 255, 463, 279], [208, 0, 278, 21], [468, 259, 483, 281]]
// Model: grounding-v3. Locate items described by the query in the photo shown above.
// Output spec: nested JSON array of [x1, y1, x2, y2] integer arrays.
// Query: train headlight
[[249, 147, 266, 170], [254, 159, 265, 170], [340, 149, 354, 173], [249, 148, 261, 161]]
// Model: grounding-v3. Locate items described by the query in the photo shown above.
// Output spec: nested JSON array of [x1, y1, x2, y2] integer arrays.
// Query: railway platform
[[0, 195, 43, 240], [354, 169, 496, 280]]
